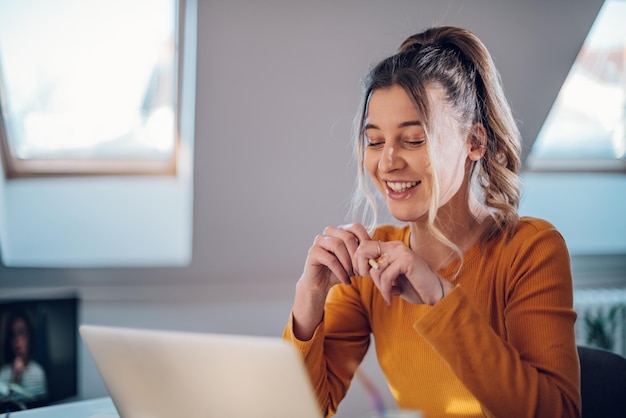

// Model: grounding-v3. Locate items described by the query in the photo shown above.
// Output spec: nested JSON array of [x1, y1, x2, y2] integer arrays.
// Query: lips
[[386, 180, 421, 193]]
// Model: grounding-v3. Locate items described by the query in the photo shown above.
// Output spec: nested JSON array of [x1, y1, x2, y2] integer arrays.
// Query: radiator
[[573, 288, 626, 357]]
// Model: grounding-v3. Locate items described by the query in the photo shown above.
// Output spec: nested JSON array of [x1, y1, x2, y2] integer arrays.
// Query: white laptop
[[80, 324, 322, 418]]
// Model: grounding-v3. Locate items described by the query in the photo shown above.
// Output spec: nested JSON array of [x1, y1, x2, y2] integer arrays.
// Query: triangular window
[[527, 0, 626, 172]]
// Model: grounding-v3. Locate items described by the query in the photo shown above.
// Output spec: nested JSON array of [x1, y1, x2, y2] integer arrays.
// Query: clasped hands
[[303, 223, 446, 306]]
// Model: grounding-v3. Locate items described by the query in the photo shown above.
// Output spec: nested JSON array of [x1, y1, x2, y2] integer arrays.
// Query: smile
[[386, 181, 421, 193]]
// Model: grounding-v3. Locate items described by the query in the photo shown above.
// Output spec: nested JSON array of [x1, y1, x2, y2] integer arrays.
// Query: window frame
[[525, 157, 626, 173], [525, 0, 626, 174], [0, 0, 184, 179]]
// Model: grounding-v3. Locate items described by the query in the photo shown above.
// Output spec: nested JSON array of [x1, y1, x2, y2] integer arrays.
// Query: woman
[[0, 310, 47, 402], [283, 26, 580, 417]]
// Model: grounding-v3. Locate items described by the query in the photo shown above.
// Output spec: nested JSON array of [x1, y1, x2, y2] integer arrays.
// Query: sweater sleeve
[[283, 282, 372, 417], [414, 227, 581, 418]]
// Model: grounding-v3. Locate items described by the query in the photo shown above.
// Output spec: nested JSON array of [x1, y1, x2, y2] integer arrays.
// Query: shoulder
[[371, 224, 410, 243], [506, 216, 566, 247], [514, 216, 559, 234], [481, 216, 569, 269], [490, 218, 574, 302], [493, 216, 570, 268], [25, 361, 45, 377]]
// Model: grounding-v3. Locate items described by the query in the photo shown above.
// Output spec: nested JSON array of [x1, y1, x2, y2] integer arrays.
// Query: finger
[[374, 254, 394, 304], [339, 224, 372, 274], [342, 223, 372, 245], [368, 253, 386, 285], [356, 240, 385, 277], [368, 258, 379, 270], [317, 232, 354, 278], [378, 258, 405, 293], [367, 254, 392, 304], [308, 245, 351, 285], [388, 274, 406, 296], [369, 265, 382, 296], [371, 268, 392, 305], [333, 226, 361, 261], [323, 227, 363, 274], [368, 249, 389, 271]]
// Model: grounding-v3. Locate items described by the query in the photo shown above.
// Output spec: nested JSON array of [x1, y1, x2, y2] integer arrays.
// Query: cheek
[[434, 137, 466, 167], [363, 150, 378, 179], [435, 151, 467, 194], [417, 152, 432, 172]]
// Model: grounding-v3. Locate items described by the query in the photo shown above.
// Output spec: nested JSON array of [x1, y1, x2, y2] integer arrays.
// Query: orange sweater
[[284, 217, 581, 417]]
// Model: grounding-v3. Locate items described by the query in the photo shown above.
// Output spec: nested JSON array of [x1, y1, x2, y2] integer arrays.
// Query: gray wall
[[0, 1, 612, 417]]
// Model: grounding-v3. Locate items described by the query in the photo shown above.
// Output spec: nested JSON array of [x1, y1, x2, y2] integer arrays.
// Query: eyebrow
[[364, 120, 423, 130]]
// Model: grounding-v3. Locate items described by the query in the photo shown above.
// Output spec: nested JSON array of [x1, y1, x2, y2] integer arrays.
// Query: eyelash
[[366, 139, 425, 148], [405, 139, 426, 148], [366, 140, 384, 148]]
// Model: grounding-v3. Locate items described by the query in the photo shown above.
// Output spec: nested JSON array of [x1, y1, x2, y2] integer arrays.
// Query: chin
[[389, 210, 425, 223], [387, 207, 428, 222], [386, 198, 429, 221]]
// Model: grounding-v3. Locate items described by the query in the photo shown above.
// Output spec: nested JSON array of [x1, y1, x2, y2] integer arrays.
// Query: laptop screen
[[80, 324, 322, 418]]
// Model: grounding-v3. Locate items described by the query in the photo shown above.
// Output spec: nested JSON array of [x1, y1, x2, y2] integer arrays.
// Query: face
[[11, 317, 30, 360], [363, 85, 476, 222]]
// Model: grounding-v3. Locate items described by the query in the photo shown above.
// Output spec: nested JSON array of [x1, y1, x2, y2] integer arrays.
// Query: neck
[[408, 195, 490, 269]]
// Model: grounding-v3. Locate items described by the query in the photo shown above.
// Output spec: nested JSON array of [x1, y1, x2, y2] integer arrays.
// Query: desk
[[0, 398, 118, 418]]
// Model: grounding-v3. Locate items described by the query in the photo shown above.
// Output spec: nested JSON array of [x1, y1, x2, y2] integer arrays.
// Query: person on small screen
[[283, 26, 580, 417], [0, 310, 48, 402]]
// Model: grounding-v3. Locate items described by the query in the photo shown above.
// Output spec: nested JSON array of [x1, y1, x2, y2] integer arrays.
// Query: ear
[[467, 123, 487, 161]]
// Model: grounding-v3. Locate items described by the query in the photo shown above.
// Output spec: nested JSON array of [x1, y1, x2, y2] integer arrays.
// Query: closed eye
[[365, 137, 384, 148], [366, 141, 384, 148], [404, 139, 426, 148]]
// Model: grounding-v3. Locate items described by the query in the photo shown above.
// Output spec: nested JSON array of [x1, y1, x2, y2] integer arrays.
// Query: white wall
[[520, 173, 626, 255]]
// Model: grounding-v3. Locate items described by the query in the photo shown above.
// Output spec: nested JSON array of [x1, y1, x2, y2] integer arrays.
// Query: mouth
[[385, 180, 421, 193]]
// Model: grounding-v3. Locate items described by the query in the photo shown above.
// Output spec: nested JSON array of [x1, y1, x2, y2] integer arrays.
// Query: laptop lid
[[80, 325, 322, 418]]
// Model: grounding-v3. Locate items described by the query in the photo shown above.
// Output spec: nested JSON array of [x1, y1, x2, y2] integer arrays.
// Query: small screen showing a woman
[[0, 310, 48, 410]]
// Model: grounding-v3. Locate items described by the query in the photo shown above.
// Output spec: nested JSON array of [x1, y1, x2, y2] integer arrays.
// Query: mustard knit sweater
[[284, 217, 581, 417]]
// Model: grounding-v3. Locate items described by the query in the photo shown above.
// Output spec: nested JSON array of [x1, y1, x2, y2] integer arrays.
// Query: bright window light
[[0, 0, 178, 176], [527, 0, 626, 172]]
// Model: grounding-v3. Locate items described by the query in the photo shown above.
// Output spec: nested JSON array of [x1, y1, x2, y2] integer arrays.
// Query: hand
[[299, 223, 372, 295], [292, 223, 372, 340], [355, 240, 449, 306], [12, 356, 25, 383]]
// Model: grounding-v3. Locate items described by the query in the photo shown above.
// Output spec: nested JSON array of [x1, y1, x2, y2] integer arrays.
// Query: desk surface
[[1, 398, 118, 418]]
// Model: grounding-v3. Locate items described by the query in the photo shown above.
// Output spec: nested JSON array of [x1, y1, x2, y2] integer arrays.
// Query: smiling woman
[[283, 26, 580, 418], [0, 0, 180, 178]]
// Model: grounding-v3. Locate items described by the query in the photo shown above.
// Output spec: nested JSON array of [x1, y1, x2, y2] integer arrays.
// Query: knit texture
[[284, 217, 581, 417]]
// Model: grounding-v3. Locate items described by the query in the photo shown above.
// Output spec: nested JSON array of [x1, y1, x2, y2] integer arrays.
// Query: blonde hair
[[350, 26, 521, 256]]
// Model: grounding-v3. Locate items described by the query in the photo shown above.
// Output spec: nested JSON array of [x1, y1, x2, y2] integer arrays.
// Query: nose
[[378, 142, 403, 173]]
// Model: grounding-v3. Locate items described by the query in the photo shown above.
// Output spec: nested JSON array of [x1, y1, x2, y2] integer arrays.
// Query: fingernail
[[368, 259, 379, 270]]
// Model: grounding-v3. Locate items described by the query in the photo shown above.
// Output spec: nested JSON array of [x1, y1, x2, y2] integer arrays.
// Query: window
[[526, 0, 626, 172], [0, 0, 196, 267], [0, 0, 180, 178]]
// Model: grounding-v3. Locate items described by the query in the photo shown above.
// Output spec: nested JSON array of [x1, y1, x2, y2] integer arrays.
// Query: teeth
[[387, 181, 420, 193]]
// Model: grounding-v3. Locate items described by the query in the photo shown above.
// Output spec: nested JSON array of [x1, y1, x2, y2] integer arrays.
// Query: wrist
[[436, 275, 445, 303], [432, 275, 452, 305], [292, 280, 327, 341]]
